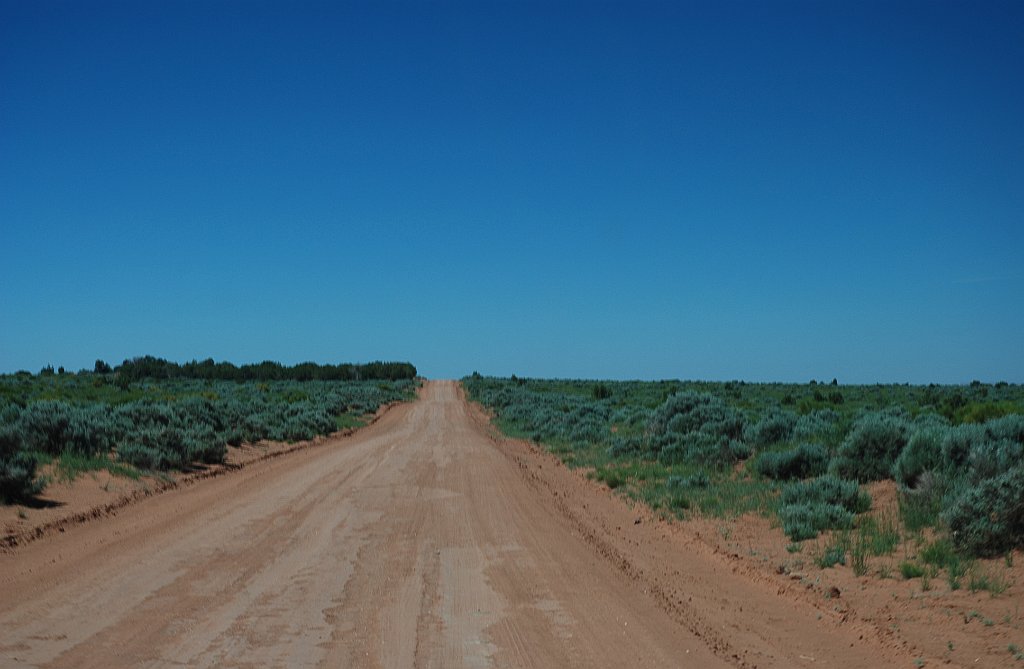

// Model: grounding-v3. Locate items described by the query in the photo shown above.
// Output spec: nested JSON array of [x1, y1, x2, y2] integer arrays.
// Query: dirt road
[[0, 381, 913, 668]]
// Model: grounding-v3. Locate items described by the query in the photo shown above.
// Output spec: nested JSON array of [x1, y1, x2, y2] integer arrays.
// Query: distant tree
[[107, 356, 416, 382], [39, 365, 54, 376], [94, 359, 113, 374]]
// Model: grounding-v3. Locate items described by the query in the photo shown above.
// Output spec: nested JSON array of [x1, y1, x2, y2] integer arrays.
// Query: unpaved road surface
[[0, 381, 913, 668]]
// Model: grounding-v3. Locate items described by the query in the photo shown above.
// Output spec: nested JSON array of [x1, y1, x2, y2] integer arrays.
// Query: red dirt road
[[0, 382, 914, 668]]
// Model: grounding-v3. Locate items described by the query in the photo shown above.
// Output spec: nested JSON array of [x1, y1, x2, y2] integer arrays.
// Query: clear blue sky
[[2, 1, 1021, 383]]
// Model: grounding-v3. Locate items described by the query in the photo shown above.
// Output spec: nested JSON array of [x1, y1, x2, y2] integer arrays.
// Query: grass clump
[[900, 561, 925, 579], [816, 532, 849, 568], [920, 537, 958, 569], [666, 470, 710, 489], [899, 485, 943, 533], [334, 413, 367, 430], [55, 451, 114, 482], [968, 564, 1010, 595], [851, 527, 869, 576], [593, 466, 628, 490], [859, 513, 901, 555]]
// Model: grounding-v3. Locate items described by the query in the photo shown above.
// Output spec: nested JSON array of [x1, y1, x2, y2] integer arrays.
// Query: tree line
[[98, 356, 417, 382]]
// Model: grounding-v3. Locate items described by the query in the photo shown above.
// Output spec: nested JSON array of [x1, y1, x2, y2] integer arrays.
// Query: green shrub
[[0, 426, 40, 502], [944, 465, 1024, 557], [658, 433, 746, 469], [117, 442, 169, 470], [792, 409, 841, 443], [985, 413, 1024, 444], [727, 439, 753, 461], [967, 438, 1023, 483], [755, 443, 827, 480], [831, 410, 910, 482], [893, 427, 945, 488], [956, 402, 1017, 424], [778, 475, 869, 541], [14, 401, 117, 457], [781, 475, 871, 513], [649, 391, 744, 441], [744, 410, 797, 447], [16, 400, 73, 455], [781, 502, 854, 541], [941, 424, 986, 468]]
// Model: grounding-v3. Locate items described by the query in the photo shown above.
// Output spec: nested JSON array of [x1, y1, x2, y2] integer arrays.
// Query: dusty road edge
[[0, 400, 407, 553], [458, 384, 926, 669]]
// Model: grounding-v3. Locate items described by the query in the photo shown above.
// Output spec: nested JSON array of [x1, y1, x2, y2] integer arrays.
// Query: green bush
[[941, 424, 986, 468], [657, 433, 744, 469], [755, 443, 827, 480], [649, 391, 744, 441], [792, 409, 841, 443], [781, 503, 854, 541], [944, 465, 1024, 557], [743, 410, 797, 447], [781, 475, 871, 513], [830, 410, 910, 482], [16, 400, 73, 455], [117, 442, 170, 470], [967, 438, 1023, 483], [778, 475, 869, 541], [727, 439, 753, 461], [13, 401, 117, 457], [606, 435, 643, 458], [893, 427, 945, 488], [985, 413, 1024, 444], [0, 426, 40, 502]]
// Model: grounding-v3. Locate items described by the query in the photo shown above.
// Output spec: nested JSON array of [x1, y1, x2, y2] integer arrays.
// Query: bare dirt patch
[[678, 479, 1024, 668]]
